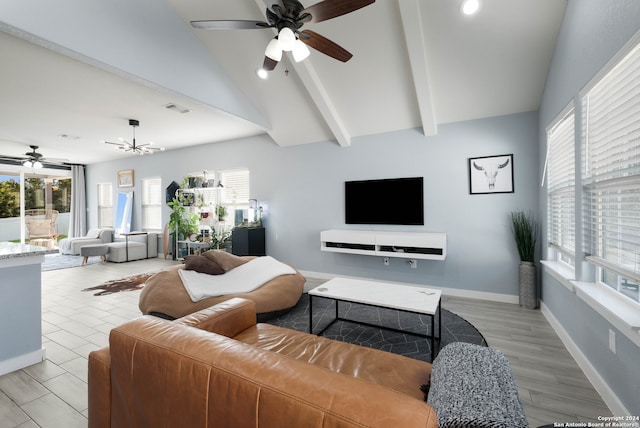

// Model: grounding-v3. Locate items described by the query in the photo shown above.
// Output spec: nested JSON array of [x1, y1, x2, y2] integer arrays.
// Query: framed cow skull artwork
[[468, 154, 514, 194]]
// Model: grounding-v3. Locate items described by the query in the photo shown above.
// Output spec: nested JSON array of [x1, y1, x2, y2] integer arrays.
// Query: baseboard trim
[[299, 271, 519, 304], [540, 302, 629, 416], [0, 347, 46, 377]]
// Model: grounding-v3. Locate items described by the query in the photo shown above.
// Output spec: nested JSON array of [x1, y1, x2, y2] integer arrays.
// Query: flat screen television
[[345, 177, 424, 225]]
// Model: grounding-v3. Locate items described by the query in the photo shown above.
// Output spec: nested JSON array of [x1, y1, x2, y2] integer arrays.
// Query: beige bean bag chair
[[139, 250, 305, 321]]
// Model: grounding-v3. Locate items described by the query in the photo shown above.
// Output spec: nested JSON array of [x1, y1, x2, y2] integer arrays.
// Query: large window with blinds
[[547, 106, 576, 267], [97, 183, 113, 228], [218, 169, 250, 206], [191, 169, 250, 220], [581, 36, 640, 303], [141, 177, 162, 231]]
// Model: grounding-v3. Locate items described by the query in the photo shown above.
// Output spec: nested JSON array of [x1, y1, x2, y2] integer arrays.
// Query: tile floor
[[0, 256, 612, 427], [0, 256, 177, 428]]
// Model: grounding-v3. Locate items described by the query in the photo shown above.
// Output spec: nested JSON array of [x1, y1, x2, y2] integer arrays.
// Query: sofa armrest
[[98, 229, 113, 243], [88, 347, 112, 428], [175, 297, 257, 338]]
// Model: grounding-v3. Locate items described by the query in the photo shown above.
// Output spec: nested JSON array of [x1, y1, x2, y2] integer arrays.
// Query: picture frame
[[468, 154, 514, 194], [117, 170, 134, 188]]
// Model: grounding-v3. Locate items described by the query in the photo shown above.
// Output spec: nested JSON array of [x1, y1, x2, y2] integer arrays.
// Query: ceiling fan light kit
[[291, 39, 310, 62], [265, 38, 283, 61], [191, 0, 375, 73], [103, 119, 165, 156], [23, 160, 43, 169], [16, 145, 65, 168]]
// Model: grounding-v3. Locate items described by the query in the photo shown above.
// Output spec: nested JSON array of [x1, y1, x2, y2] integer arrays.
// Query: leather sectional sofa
[[88, 297, 439, 428]]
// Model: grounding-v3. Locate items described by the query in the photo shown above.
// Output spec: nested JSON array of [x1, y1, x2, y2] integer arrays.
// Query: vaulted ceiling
[[0, 0, 566, 166]]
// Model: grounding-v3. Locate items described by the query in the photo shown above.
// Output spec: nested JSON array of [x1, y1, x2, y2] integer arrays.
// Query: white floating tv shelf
[[320, 229, 447, 260]]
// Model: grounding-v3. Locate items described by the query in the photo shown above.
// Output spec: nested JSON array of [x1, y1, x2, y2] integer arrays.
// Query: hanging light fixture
[[102, 119, 165, 155]]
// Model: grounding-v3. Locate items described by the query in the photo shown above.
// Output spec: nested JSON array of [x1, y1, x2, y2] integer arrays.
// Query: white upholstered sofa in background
[[106, 233, 158, 262], [58, 229, 113, 255]]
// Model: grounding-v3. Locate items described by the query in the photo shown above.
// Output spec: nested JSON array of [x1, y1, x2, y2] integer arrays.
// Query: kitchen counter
[[0, 242, 56, 375]]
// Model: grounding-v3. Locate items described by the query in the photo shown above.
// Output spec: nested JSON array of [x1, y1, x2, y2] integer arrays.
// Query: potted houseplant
[[168, 180, 202, 259], [215, 204, 227, 221], [510, 210, 538, 309]]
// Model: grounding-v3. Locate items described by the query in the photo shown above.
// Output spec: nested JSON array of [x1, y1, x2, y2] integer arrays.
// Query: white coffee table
[[308, 277, 442, 360]]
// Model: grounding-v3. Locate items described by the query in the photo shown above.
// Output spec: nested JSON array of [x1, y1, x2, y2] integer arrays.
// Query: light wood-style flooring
[[0, 257, 610, 427]]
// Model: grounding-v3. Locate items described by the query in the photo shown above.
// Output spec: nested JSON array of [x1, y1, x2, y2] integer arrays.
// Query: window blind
[[141, 177, 162, 231], [97, 183, 113, 228], [547, 107, 576, 259], [218, 169, 250, 205], [582, 39, 640, 278]]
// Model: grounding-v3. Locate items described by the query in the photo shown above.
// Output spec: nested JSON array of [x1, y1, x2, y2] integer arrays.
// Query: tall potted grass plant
[[511, 210, 538, 309]]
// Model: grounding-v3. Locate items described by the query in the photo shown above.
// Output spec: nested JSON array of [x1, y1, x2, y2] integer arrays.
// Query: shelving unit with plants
[[169, 176, 233, 259]]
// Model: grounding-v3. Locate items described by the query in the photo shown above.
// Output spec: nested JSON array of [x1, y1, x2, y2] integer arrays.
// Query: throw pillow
[[184, 255, 225, 275], [202, 250, 249, 271], [86, 228, 102, 239]]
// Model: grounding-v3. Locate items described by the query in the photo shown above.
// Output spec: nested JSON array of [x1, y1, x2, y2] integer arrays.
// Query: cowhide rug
[[82, 272, 155, 296]]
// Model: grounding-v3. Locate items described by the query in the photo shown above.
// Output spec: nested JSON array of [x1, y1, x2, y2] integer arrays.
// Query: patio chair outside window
[[25, 209, 60, 247]]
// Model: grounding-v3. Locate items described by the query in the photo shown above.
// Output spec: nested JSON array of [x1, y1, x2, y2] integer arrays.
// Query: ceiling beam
[[397, 0, 437, 136], [253, 0, 351, 147], [289, 60, 352, 147]]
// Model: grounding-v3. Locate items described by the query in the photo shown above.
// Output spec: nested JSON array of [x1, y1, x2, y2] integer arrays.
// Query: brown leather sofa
[[89, 297, 438, 428]]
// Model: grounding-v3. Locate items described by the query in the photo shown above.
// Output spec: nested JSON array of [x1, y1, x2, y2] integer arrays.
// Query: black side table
[[231, 227, 265, 256]]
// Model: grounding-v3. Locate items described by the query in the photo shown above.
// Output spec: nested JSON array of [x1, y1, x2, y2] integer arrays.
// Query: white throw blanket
[[178, 256, 296, 302]]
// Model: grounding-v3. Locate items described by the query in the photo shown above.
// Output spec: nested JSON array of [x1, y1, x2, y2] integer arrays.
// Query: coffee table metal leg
[[431, 314, 435, 361], [438, 300, 442, 340]]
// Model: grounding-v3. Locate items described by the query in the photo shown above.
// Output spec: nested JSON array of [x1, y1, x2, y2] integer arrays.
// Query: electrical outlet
[[609, 329, 616, 354], [383, 257, 389, 266], [409, 259, 417, 269]]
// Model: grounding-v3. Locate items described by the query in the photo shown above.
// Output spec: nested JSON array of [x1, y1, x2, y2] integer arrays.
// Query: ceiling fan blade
[[302, 0, 375, 24], [262, 56, 279, 71], [299, 30, 352, 62], [190, 20, 271, 30]]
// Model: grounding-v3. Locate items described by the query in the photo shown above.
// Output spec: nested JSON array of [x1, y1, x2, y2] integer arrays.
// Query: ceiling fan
[[0, 145, 67, 168], [190, 0, 375, 71]]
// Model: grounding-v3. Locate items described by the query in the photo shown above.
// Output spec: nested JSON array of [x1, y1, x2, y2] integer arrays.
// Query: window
[[141, 177, 162, 231], [582, 36, 640, 303], [546, 105, 576, 266], [218, 169, 250, 205], [97, 183, 113, 228]]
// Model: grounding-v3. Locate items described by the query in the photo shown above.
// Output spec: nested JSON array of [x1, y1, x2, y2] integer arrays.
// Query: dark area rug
[[266, 293, 487, 363], [42, 253, 101, 271], [82, 273, 155, 296]]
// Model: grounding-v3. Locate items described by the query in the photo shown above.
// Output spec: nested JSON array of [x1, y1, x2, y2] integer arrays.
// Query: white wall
[[86, 110, 539, 300]]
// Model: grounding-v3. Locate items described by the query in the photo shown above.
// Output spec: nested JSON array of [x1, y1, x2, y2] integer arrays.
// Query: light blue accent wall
[[87, 111, 539, 297], [538, 0, 640, 414]]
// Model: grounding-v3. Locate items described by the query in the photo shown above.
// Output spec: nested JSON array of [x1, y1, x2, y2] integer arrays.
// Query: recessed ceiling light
[[256, 68, 269, 80], [58, 134, 80, 140], [460, 0, 480, 15]]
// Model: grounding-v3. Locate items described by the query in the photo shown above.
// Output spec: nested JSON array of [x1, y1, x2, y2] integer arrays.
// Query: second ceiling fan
[[191, 0, 375, 71]]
